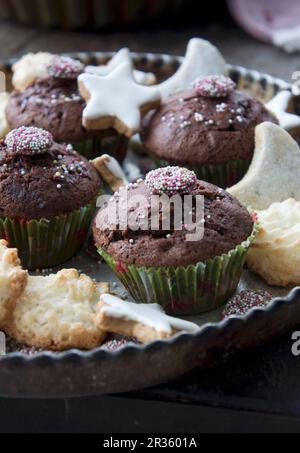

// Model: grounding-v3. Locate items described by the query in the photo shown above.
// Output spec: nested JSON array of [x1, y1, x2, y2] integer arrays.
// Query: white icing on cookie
[[158, 38, 226, 100], [100, 294, 199, 335], [228, 122, 300, 210], [79, 62, 161, 136], [12, 52, 54, 91], [101, 154, 129, 185], [266, 90, 300, 130], [0, 93, 10, 139], [85, 48, 157, 86]]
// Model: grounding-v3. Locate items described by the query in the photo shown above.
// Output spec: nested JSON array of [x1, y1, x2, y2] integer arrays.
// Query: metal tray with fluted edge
[[0, 51, 298, 399]]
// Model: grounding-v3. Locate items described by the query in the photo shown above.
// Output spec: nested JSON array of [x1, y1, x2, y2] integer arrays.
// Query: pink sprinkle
[[194, 76, 236, 98], [222, 290, 272, 318], [146, 167, 197, 196], [47, 56, 84, 80], [5, 127, 53, 155]]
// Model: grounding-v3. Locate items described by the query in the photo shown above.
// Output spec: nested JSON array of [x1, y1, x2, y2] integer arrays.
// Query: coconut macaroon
[[247, 199, 300, 286], [0, 240, 27, 327], [5, 269, 108, 351], [12, 52, 54, 92]]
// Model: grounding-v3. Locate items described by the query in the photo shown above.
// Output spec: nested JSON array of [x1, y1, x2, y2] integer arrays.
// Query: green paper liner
[[71, 134, 129, 161], [152, 157, 252, 189], [0, 204, 96, 270], [98, 225, 258, 316]]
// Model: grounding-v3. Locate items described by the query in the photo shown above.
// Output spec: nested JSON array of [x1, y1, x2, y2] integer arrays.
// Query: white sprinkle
[[180, 120, 192, 129], [194, 112, 204, 122]]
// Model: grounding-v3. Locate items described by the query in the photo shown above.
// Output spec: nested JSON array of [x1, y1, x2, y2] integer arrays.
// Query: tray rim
[[0, 51, 296, 365]]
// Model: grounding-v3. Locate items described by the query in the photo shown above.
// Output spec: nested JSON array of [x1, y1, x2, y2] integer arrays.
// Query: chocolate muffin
[[94, 166, 256, 315], [141, 75, 278, 188], [0, 126, 102, 269], [6, 56, 86, 140], [6, 55, 126, 160], [6, 76, 88, 144]]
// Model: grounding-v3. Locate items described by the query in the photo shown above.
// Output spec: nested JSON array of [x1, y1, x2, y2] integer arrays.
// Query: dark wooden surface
[[1, 18, 300, 433]]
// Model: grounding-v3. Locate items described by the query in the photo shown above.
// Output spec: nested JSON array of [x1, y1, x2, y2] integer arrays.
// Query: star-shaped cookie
[[96, 294, 199, 344], [78, 62, 161, 137], [158, 38, 226, 100], [85, 48, 156, 86], [266, 90, 300, 133], [228, 122, 300, 210]]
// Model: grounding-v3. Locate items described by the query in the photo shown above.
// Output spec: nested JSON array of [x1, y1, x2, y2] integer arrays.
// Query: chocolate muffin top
[[5, 76, 90, 143], [141, 76, 278, 166], [0, 127, 102, 220], [5, 56, 102, 144], [93, 167, 254, 267]]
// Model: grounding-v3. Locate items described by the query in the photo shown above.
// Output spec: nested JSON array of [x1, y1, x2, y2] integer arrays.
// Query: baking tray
[[0, 51, 298, 399]]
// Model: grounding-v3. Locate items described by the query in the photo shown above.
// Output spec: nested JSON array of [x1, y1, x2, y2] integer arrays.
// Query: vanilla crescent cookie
[[0, 240, 27, 328], [0, 93, 10, 139], [158, 38, 226, 100], [6, 269, 108, 350], [12, 52, 54, 92], [228, 122, 300, 210], [92, 154, 129, 192], [96, 294, 199, 344], [79, 62, 161, 137], [247, 199, 300, 286], [85, 48, 157, 86]]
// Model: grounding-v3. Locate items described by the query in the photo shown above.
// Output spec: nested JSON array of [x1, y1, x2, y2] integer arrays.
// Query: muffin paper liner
[[0, 204, 96, 270], [153, 157, 252, 189], [72, 134, 129, 161], [98, 225, 258, 316]]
